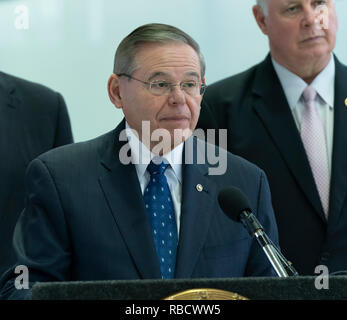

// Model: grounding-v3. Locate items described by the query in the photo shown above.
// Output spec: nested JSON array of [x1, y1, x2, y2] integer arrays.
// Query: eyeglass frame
[[116, 73, 206, 96]]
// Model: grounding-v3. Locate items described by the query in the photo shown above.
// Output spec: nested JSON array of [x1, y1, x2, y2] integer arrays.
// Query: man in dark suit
[[197, 0, 347, 275], [0, 72, 73, 276], [0, 23, 279, 299]]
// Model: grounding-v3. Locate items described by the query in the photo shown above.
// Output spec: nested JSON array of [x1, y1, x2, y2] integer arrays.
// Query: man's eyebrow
[[284, 1, 299, 6], [185, 71, 200, 79], [148, 72, 169, 81], [148, 71, 201, 81]]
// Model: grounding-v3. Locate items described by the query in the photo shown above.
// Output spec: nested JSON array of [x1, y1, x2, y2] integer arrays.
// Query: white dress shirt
[[124, 122, 183, 235], [272, 55, 335, 175]]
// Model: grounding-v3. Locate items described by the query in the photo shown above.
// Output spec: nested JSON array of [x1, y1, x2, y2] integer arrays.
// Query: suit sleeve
[[0, 158, 72, 300], [53, 93, 73, 147], [245, 170, 280, 277]]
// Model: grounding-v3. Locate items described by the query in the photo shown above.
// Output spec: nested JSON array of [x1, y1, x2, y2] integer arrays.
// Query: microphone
[[218, 187, 298, 277]]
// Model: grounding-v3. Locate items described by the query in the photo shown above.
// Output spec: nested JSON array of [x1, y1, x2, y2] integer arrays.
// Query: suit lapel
[[251, 56, 325, 220], [329, 57, 347, 225], [98, 131, 218, 279], [175, 138, 217, 278], [98, 122, 161, 279]]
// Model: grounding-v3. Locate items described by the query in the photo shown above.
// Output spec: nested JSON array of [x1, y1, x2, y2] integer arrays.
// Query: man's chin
[[170, 128, 192, 151], [148, 127, 192, 154]]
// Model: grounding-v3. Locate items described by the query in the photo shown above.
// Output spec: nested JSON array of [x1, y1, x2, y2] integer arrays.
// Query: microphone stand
[[240, 211, 298, 277], [265, 234, 299, 276], [255, 229, 298, 277]]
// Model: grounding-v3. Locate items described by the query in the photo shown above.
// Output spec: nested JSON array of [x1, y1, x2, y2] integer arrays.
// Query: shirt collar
[[271, 54, 335, 110], [311, 55, 335, 108], [125, 121, 183, 183]]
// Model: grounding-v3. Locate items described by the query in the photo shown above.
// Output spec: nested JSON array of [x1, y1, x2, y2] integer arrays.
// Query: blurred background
[[0, 0, 346, 142]]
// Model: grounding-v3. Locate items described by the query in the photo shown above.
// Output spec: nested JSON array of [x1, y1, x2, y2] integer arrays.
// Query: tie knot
[[302, 86, 317, 103], [147, 161, 169, 176]]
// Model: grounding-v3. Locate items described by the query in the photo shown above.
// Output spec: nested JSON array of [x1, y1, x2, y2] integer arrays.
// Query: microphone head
[[218, 187, 252, 222]]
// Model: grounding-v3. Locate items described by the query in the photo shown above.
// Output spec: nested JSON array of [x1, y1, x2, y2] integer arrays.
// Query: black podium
[[30, 276, 347, 300]]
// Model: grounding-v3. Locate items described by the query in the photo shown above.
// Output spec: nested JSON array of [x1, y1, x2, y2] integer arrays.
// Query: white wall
[[0, 0, 346, 142]]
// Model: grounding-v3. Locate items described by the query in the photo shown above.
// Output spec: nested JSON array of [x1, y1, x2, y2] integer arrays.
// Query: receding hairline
[[113, 23, 206, 78], [133, 40, 202, 72]]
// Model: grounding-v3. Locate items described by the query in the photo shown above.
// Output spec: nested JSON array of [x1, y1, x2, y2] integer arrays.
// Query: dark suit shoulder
[[198, 61, 262, 131], [229, 150, 262, 174], [334, 55, 347, 70], [37, 130, 113, 165], [204, 63, 259, 104], [0, 71, 64, 114], [199, 138, 264, 179], [199, 140, 270, 222], [226, 145, 265, 183], [1, 71, 56, 95]]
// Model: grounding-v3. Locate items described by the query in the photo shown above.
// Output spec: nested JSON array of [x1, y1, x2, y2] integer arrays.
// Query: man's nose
[[302, 5, 321, 28], [168, 85, 186, 105]]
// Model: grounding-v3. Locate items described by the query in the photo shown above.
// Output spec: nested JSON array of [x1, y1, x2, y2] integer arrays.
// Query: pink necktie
[[300, 85, 330, 217]]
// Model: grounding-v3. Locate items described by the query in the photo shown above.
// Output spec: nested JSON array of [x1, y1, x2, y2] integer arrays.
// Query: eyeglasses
[[117, 73, 206, 96]]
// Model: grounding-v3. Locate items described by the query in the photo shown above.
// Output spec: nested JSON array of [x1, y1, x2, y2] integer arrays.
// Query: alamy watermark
[[314, 4, 330, 30], [14, 5, 29, 30], [13, 263, 331, 292], [314, 265, 329, 290], [14, 265, 29, 290], [118, 121, 228, 176]]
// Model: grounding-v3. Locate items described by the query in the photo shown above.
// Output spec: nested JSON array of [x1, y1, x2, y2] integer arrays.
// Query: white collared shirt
[[272, 55, 335, 175], [124, 122, 183, 235]]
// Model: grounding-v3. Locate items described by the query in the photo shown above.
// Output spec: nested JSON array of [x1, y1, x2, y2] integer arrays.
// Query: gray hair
[[113, 23, 206, 78]]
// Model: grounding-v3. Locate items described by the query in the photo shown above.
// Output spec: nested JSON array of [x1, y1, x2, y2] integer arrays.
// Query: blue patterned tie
[[143, 161, 178, 279]]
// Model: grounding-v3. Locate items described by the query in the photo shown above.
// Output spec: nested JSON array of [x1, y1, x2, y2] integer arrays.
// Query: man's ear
[[107, 74, 123, 109], [253, 5, 268, 35]]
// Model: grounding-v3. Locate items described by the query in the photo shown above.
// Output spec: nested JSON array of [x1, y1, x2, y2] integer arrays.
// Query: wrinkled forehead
[[133, 42, 202, 78]]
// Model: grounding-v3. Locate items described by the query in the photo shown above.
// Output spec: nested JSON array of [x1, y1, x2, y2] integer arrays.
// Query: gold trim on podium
[[163, 288, 248, 300]]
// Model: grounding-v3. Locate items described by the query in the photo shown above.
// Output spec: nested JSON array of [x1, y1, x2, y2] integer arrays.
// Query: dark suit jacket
[[0, 72, 73, 276], [197, 54, 347, 275], [0, 121, 278, 299]]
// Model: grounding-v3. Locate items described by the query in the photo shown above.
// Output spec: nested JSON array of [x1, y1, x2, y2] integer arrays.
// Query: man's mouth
[[301, 35, 324, 43], [160, 116, 189, 122]]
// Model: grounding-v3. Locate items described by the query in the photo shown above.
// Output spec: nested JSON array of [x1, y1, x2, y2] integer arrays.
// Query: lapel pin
[[196, 184, 203, 192]]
